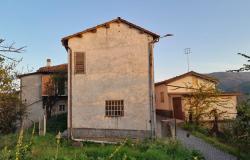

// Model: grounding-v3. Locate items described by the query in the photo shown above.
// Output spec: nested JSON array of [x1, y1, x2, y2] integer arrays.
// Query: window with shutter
[[74, 52, 85, 74]]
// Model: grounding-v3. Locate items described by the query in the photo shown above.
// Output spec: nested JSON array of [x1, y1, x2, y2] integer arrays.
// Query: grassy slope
[[31, 134, 200, 160], [0, 132, 202, 160], [0, 114, 204, 160]]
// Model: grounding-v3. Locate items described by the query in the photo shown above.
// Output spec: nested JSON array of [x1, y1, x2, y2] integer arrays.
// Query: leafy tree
[[208, 108, 227, 136], [0, 63, 25, 134], [231, 100, 250, 157], [229, 53, 250, 72], [227, 52, 250, 158], [0, 38, 26, 134], [43, 72, 67, 119], [182, 81, 229, 135]]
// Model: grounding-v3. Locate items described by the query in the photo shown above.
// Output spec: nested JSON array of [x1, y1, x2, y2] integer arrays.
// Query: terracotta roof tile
[[37, 64, 68, 73], [18, 63, 68, 78]]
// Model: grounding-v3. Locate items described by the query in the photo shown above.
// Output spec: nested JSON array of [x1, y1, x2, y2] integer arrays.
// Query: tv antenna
[[184, 48, 191, 72]]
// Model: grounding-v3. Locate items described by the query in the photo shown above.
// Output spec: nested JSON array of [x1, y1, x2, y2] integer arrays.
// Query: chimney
[[46, 58, 51, 67]]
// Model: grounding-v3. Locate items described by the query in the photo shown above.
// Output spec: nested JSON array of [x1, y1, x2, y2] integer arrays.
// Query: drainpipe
[[148, 39, 158, 139], [65, 45, 73, 139]]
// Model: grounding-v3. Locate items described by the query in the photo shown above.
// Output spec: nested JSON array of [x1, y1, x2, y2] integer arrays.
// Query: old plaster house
[[19, 59, 68, 128], [155, 71, 239, 122], [61, 17, 159, 139]]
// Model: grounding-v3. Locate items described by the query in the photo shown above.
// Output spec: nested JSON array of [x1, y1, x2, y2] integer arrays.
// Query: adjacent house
[[155, 71, 239, 122], [19, 59, 68, 128], [61, 17, 160, 140]]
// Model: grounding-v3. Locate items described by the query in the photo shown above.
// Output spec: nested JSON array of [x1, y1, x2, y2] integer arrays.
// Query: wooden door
[[172, 97, 184, 120]]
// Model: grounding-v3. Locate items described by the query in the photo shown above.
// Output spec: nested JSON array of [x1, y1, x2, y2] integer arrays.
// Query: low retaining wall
[[72, 128, 151, 139]]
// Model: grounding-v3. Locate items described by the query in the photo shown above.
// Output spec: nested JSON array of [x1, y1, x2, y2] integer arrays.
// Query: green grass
[[0, 114, 204, 160], [0, 132, 204, 160]]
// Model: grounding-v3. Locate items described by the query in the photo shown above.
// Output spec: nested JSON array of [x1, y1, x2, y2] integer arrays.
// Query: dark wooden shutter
[[75, 52, 85, 74], [160, 92, 164, 103]]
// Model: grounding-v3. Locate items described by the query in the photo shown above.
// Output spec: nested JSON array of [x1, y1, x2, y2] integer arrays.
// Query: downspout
[[148, 38, 158, 139], [65, 45, 73, 139]]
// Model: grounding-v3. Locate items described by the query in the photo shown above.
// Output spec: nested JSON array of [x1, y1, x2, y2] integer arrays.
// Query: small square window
[[105, 100, 124, 117]]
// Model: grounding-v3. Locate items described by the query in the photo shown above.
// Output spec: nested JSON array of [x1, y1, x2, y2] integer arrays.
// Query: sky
[[1, 0, 250, 82]]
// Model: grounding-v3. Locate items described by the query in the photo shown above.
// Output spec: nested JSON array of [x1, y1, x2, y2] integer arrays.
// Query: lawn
[[0, 114, 204, 160]]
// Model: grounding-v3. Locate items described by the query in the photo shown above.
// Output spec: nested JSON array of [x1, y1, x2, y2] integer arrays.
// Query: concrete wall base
[[72, 128, 151, 139]]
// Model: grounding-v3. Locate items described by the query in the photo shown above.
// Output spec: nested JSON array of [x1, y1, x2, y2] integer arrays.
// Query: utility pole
[[184, 48, 191, 72], [148, 34, 173, 139]]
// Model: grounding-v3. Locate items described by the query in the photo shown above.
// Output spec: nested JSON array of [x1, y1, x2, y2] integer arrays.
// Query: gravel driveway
[[176, 128, 237, 160]]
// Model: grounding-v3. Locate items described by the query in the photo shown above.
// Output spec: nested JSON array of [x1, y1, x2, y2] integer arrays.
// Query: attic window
[[105, 100, 124, 117], [74, 52, 85, 74]]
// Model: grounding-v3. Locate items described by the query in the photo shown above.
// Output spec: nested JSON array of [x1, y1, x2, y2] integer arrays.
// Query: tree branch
[[0, 38, 26, 61]]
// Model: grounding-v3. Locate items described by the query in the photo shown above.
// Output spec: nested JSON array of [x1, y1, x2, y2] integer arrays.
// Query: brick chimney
[[46, 58, 51, 67]]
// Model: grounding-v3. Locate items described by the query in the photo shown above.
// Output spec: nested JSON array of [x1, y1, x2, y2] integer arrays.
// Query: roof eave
[[17, 72, 41, 78]]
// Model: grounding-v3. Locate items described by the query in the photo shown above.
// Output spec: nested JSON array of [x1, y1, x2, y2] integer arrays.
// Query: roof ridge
[[38, 63, 67, 69], [61, 17, 160, 47], [37, 63, 68, 73], [155, 71, 218, 86]]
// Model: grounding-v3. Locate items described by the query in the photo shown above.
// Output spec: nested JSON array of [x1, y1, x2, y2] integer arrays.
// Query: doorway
[[172, 97, 184, 120]]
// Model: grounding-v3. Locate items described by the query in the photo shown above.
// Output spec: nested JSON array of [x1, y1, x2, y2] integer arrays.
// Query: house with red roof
[[19, 59, 68, 128]]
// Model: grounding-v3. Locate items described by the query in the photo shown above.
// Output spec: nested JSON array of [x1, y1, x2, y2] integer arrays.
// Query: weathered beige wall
[[68, 22, 153, 131], [167, 75, 216, 93], [217, 95, 237, 119], [21, 74, 43, 127], [155, 84, 171, 110], [51, 99, 68, 115]]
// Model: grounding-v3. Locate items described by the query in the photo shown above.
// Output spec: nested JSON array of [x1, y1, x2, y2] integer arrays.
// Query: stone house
[[155, 71, 239, 122], [61, 17, 160, 140], [19, 59, 68, 128]]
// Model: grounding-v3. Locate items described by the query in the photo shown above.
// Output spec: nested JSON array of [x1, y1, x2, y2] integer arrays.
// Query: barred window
[[105, 100, 124, 117], [75, 52, 85, 74]]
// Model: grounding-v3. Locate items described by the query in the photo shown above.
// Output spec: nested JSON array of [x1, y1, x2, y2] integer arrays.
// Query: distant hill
[[208, 72, 250, 94]]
